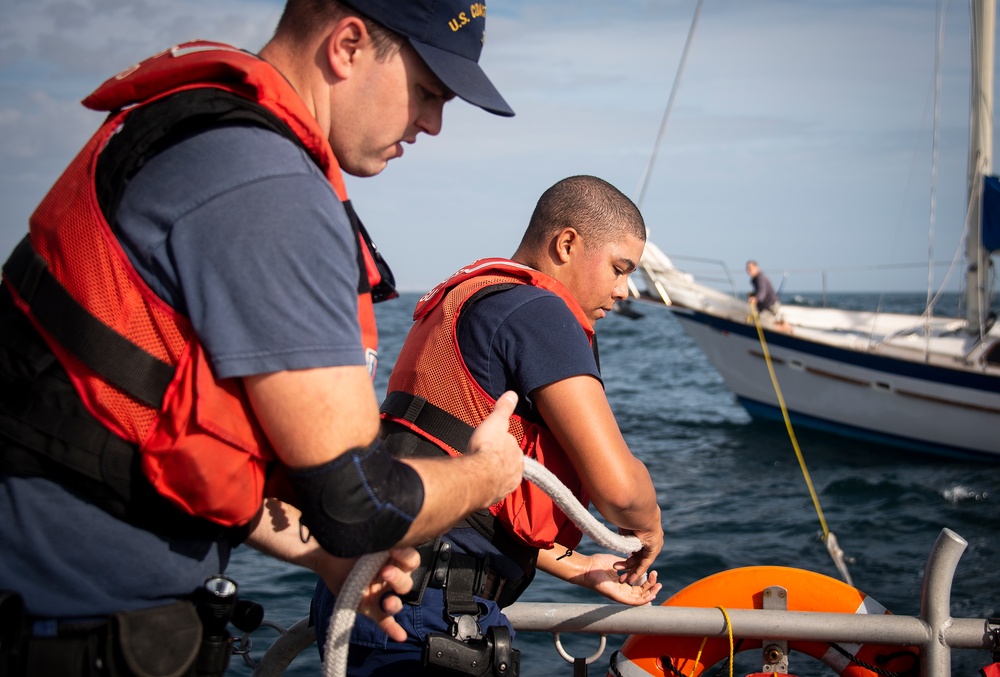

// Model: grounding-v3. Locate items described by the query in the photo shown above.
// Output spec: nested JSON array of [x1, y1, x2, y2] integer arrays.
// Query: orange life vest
[[383, 258, 593, 549], [2, 41, 386, 527]]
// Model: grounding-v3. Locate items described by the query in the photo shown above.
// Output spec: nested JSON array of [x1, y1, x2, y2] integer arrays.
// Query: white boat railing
[[639, 236, 973, 307], [247, 528, 997, 677], [654, 253, 743, 298]]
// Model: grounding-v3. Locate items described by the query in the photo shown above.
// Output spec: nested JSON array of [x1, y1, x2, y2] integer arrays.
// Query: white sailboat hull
[[664, 303, 1000, 459], [625, 1, 1000, 461]]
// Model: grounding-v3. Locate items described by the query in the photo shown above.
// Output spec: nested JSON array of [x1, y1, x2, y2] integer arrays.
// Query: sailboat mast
[[965, 0, 995, 337]]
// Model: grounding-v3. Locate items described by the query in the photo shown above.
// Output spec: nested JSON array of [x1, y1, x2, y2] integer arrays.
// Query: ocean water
[[227, 291, 1000, 676]]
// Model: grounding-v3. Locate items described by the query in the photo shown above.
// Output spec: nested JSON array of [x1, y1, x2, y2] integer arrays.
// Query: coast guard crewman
[[312, 175, 664, 674], [0, 1, 524, 674]]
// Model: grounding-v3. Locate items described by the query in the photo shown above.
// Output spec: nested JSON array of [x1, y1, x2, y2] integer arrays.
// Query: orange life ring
[[609, 566, 919, 677]]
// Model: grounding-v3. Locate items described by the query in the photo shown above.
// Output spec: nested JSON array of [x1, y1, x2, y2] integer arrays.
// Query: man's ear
[[553, 227, 579, 264], [325, 16, 367, 80]]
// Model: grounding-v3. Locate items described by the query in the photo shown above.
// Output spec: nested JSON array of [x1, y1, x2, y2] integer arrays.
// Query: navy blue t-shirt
[[0, 124, 365, 619], [457, 284, 601, 420]]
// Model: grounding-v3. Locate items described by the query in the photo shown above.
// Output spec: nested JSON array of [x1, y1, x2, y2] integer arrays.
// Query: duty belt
[[0, 592, 202, 677], [404, 540, 513, 615], [0, 583, 264, 677]]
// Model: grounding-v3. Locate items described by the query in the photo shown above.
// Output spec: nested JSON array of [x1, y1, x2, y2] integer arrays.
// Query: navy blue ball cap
[[339, 0, 514, 117]]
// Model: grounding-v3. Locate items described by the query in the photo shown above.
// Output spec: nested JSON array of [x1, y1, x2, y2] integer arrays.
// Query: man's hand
[[246, 500, 419, 642], [395, 391, 524, 545], [356, 548, 420, 642], [464, 391, 525, 506], [583, 553, 661, 605], [537, 548, 661, 606], [532, 376, 662, 583], [314, 547, 420, 643], [616, 517, 664, 585]]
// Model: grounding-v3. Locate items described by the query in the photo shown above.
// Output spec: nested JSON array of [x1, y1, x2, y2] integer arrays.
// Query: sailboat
[[630, 2, 1000, 461]]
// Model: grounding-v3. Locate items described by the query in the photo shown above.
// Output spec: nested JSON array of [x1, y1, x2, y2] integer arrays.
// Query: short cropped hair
[[274, 0, 403, 60], [520, 175, 646, 253]]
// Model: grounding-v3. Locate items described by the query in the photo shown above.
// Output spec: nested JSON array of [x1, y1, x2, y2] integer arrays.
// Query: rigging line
[[904, 150, 980, 338], [634, 0, 705, 210], [779, 260, 958, 275], [921, 182, 973, 325], [926, 0, 948, 356], [749, 307, 854, 587], [873, 1, 949, 346]]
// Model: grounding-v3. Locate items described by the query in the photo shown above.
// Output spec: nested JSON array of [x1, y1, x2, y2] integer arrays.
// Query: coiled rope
[[749, 307, 853, 586], [323, 456, 644, 677]]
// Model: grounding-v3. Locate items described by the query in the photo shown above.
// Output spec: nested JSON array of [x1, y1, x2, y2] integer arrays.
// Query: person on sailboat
[[0, 1, 528, 674], [746, 259, 790, 330], [311, 175, 665, 675]]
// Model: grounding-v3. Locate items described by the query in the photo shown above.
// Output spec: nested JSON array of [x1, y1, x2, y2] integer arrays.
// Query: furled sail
[[982, 175, 1000, 251]]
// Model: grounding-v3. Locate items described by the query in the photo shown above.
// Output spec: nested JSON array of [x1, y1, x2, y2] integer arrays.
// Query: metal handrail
[[506, 529, 990, 677], [250, 529, 997, 676]]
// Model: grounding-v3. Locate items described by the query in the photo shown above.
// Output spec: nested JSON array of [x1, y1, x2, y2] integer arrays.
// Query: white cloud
[[0, 0, 283, 257], [0, 0, 991, 292], [2, 0, 281, 80]]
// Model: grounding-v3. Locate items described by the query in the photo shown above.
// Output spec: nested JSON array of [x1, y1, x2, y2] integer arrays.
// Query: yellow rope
[[717, 606, 734, 677], [688, 637, 707, 677], [689, 608, 733, 677], [749, 307, 831, 538]]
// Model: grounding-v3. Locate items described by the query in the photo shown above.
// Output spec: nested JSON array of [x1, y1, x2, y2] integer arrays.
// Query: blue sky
[[1, 0, 995, 293]]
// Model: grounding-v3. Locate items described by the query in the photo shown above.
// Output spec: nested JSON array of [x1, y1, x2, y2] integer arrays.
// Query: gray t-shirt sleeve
[[116, 124, 365, 378]]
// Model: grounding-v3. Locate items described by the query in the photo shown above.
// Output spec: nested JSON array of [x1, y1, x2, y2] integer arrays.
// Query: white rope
[[322, 456, 643, 677], [520, 458, 641, 554], [323, 551, 386, 677]]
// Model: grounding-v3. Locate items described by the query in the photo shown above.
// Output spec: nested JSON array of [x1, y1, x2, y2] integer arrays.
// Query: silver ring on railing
[[553, 632, 607, 664]]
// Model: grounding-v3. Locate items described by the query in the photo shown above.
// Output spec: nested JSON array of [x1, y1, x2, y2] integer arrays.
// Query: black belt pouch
[[23, 601, 201, 677], [113, 602, 201, 677]]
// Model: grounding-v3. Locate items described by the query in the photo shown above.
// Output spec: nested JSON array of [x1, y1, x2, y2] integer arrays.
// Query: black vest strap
[[0, 285, 243, 542], [379, 397, 539, 584], [380, 391, 475, 455], [96, 89, 302, 229], [0, 381, 134, 502], [2, 236, 172, 409]]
